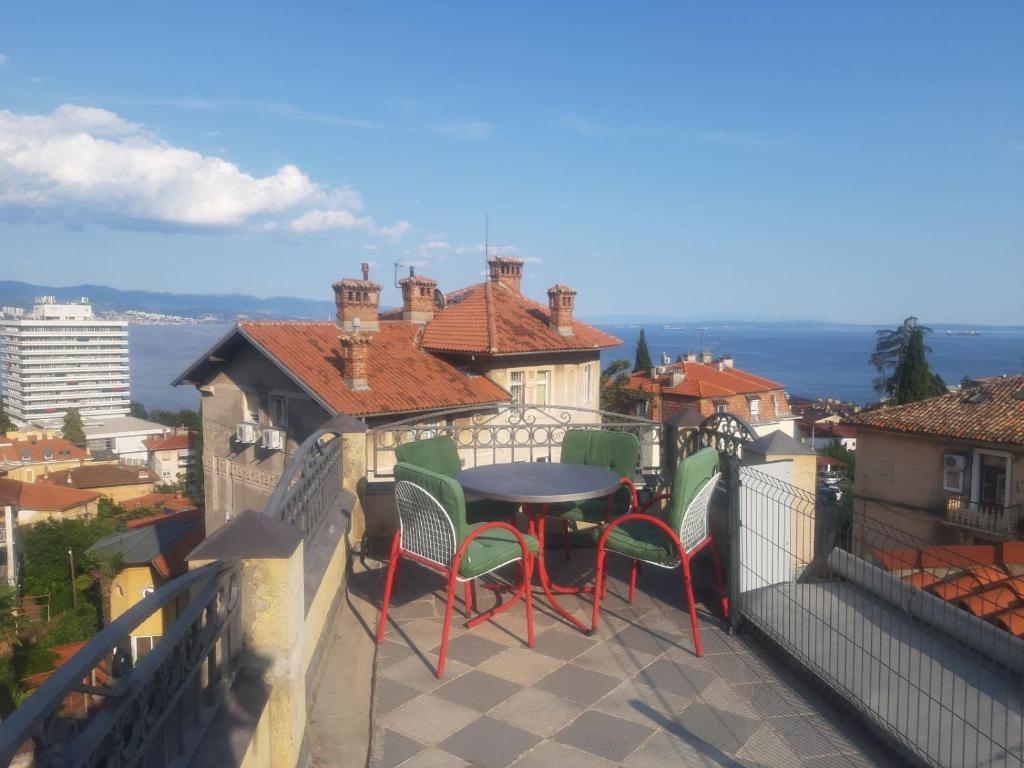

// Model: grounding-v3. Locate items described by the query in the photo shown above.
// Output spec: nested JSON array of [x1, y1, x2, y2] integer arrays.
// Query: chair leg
[[563, 519, 572, 561], [709, 536, 729, 620], [463, 580, 475, 617], [629, 559, 639, 604], [375, 532, 401, 644], [523, 557, 535, 647], [681, 556, 703, 657], [590, 549, 607, 632], [437, 570, 458, 679]]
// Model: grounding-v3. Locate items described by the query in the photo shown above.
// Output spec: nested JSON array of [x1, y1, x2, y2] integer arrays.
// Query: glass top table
[[457, 462, 621, 633]]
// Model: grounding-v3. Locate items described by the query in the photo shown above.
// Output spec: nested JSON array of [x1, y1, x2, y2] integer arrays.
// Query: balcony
[[1, 408, 1020, 768], [946, 495, 1022, 536]]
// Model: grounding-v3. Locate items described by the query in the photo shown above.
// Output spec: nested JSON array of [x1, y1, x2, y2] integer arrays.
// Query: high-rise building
[[1, 297, 130, 427]]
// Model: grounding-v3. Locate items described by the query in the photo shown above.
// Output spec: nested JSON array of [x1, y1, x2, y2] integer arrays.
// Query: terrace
[[1, 406, 1021, 768]]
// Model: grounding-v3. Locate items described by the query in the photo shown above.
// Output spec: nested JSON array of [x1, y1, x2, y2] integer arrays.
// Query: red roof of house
[[625, 361, 785, 399], [0, 477, 101, 511], [122, 492, 197, 514], [419, 282, 622, 355], [239, 321, 512, 417], [0, 437, 88, 464], [846, 375, 1024, 446], [142, 432, 194, 451], [41, 464, 158, 490]]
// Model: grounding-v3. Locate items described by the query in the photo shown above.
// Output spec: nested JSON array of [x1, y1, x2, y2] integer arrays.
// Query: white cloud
[[376, 220, 411, 242], [0, 54, 8, 67], [436, 120, 494, 139], [0, 103, 409, 238], [362, 244, 379, 251]]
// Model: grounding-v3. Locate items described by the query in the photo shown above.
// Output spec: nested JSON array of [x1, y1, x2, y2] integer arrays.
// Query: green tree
[[62, 407, 86, 446], [601, 359, 649, 415], [0, 586, 20, 661], [0, 402, 13, 435], [893, 327, 947, 404], [675, 354, 684, 364], [129, 401, 149, 419], [871, 317, 937, 399], [633, 329, 653, 373], [89, 552, 124, 627]]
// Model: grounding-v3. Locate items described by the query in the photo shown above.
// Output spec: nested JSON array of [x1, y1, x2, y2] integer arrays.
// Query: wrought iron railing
[[946, 496, 1022, 536], [263, 412, 357, 540], [367, 403, 663, 481], [0, 560, 241, 768], [675, 411, 757, 463], [729, 463, 1024, 768]]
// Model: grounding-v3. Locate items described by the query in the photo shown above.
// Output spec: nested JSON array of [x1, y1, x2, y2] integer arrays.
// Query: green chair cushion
[[460, 525, 539, 579], [603, 519, 676, 565], [560, 429, 639, 479], [665, 447, 719, 533], [394, 462, 470, 542], [395, 436, 462, 478], [553, 496, 632, 524]]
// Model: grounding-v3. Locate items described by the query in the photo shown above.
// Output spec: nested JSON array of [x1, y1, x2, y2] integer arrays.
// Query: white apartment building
[[1, 297, 130, 427]]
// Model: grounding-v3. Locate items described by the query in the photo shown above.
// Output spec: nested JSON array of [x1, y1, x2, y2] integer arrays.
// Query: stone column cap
[[188, 510, 302, 561]]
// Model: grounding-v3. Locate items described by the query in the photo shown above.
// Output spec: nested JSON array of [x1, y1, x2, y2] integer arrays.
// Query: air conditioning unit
[[944, 454, 968, 471], [261, 427, 284, 451], [235, 422, 259, 444]]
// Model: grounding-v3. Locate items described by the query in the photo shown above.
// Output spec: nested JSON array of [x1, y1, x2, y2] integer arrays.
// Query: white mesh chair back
[[678, 472, 721, 555], [394, 480, 457, 569]]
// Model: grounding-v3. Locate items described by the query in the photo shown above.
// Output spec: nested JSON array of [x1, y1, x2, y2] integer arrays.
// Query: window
[[269, 395, 287, 428], [531, 371, 550, 405], [943, 469, 964, 493], [582, 364, 592, 404], [132, 634, 160, 661], [972, 449, 1011, 511], [749, 398, 760, 420], [242, 390, 259, 423], [509, 371, 525, 404], [716, 403, 727, 414], [43, 449, 52, 460]]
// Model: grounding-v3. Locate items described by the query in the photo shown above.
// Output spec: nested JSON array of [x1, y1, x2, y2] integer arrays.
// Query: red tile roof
[[142, 432, 194, 451], [420, 282, 622, 355], [0, 477, 101, 511], [239, 321, 511, 417], [41, 464, 158, 490], [625, 361, 785, 399], [122, 492, 197, 514], [0, 437, 88, 464], [845, 375, 1024, 447]]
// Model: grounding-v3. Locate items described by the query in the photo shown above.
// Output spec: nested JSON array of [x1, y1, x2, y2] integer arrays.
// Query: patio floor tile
[[488, 687, 585, 737], [439, 716, 541, 768], [553, 709, 655, 762], [372, 729, 423, 768], [380, 653, 471, 693], [636, 656, 719, 698], [476, 646, 564, 686], [528, 626, 596, 661], [434, 670, 523, 712], [571, 637, 658, 679], [374, 678, 421, 716], [613, 622, 686, 655], [509, 739, 617, 768], [670, 700, 761, 755], [620, 728, 722, 768], [378, 693, 481, 746], [534, 663, 620, 706], [591, 678, 693, 725], [431, 633, 508, 667], [394, 748, 470, 768], [733, 723, 805, 767]]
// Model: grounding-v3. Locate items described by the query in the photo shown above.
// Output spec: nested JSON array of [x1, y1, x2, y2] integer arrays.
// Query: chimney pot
[[340, 333, 371, 391], [332, 266, 382, 332], [361, 262, 370, 280], [546, 284, 577, 336], [700, 350, 712, 364], [487, 255, 525, 293], [400, 272, 438, 324], [685, 351, 697, 363]]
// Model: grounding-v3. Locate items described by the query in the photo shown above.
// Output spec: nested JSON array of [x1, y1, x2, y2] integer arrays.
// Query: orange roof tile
[[846, 375, 1024, 446], [961, 584, 1022, 618], [142, 432, 194, 451], [0, 477, 101, 512], [904, 571, 941, 590], [624, 361, 785, 399], [420, 282, 622, 355], [994, 608, 1024, 637], [931, 573, 984, 601], [122, 492, 197, 514], [874, 547, 920, 571], [921, 545, 998, 569], [0, 437, 88, 464], [42, 464, 157, 490], [239, 321, 511, 417]]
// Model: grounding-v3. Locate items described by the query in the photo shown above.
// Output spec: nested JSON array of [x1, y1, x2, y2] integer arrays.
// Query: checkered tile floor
[[359, 551, 901, 768]]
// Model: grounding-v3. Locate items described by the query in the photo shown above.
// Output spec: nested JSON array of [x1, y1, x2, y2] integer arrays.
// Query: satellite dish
[[434, 288, 447, 311]]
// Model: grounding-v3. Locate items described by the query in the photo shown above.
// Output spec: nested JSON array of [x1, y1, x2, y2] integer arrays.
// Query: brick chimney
[[339, 333, 371, 391], [700, 350, 712, 364], [717, 354, 734, 371], [332, 262, 381, 332], [400, 267, 438, 324], [546, 284, 576, 336], [487, 255, 524, 293], [685, 351, 697, 363]]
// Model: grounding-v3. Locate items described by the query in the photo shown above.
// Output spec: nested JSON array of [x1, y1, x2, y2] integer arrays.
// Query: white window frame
[[509, 371, 525, 405], [582, 364, 592, 404], [943, 468, 965, 494], [716, 403, 727, 414], [971, 448, 1012, 508], [532, 371, 550, 405], [749, 398, 760, 420], [269, 394, 288, 428]]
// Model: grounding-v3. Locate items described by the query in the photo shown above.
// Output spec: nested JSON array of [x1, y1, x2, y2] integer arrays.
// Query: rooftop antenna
[[484, 214, 489, 276]]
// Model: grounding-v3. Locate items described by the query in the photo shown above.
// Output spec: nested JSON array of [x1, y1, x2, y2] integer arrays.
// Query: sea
[[129, 322, 1024, 412]]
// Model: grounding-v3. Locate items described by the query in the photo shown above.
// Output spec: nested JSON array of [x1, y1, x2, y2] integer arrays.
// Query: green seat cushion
[[664, 447, 719, 532], [395, 436, 462, 477], [466, 499, 519, 525], [550, 496, 632, 524], [459, 524, 539, 579], [603, 518, 677, 565], [560, 429, 639, 479], [394, 461, 470, 541]]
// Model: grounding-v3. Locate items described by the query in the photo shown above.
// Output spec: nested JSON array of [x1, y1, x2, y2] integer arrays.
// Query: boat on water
[[946, 330, 981, 336], [662, 324, 686, 330]]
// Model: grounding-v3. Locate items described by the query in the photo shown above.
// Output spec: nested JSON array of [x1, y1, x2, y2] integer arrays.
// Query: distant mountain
[[0, 281, 336, 320]]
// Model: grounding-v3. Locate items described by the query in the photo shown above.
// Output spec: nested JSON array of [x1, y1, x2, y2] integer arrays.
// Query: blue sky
[[1, 2, 1021, 324]]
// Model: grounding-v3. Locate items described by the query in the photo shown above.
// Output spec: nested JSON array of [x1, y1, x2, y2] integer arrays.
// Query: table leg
[[527, 504, 591, 634]]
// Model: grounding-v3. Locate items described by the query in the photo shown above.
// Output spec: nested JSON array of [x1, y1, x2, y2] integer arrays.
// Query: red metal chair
[[375, 463, 537, 678], [590, 447, 728, 657]]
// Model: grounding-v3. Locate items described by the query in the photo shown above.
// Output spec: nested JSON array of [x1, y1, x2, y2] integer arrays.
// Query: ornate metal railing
[[946, 496, 1022, 536], [263, 412, 361, 540], [0, 560, 241, 768], [675, 412, 757, 462], [368, 403, 663, 480]]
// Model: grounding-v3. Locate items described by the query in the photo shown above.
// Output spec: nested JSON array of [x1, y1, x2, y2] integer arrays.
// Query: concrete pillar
[[340, 429, 368, 546]]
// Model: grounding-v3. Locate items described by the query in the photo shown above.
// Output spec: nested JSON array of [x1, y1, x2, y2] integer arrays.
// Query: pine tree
[[893, 328, 947, 404], [871, 316, 935, 399], [0, 402, 13, 435], [62, 408, 86, 446], [634, 329, 653, 373]]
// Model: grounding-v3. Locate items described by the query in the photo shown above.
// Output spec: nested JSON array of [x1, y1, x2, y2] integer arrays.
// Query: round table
[[456, 463, 621, 633]]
